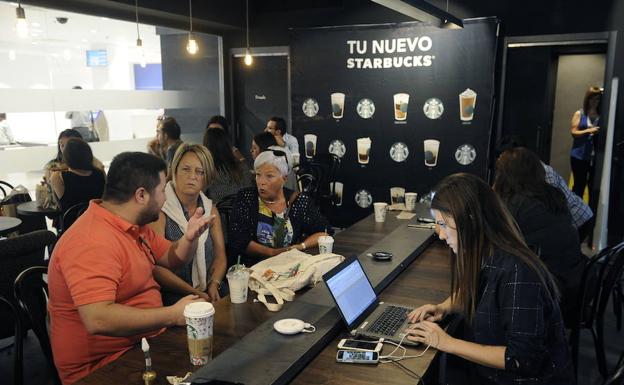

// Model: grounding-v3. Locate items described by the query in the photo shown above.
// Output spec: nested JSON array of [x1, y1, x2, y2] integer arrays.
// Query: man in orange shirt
[[48, 152, 214, 385]]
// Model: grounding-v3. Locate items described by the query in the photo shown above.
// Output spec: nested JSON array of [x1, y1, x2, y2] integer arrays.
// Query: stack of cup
[[226, 264, 250, 304], [184, 302, 215, 366]]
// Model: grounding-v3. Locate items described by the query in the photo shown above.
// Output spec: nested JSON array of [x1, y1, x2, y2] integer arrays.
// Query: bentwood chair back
[[571, 241, 624, 379], [0, 230, 55, 339], [0, 294, 23, 385], [14, 266, 61, 385]]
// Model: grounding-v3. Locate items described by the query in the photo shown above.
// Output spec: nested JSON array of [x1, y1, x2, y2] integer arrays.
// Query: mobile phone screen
[[338, 350, 376, 360], [343, 339, 378, 350]]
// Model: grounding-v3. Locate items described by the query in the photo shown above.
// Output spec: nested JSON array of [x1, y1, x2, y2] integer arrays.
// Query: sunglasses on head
[[270, 149, 289, 166]]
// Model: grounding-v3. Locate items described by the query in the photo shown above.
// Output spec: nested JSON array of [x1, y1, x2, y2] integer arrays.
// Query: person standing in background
[[0, 113, 16, 145], [570, 86, 602, 201], [265, 117, 299, 159], [65, 86, 99, 142], [147, 116, 183, 172]]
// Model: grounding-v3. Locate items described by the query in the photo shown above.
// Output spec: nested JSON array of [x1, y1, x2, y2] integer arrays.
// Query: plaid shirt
[[470, 251, 576, 384], [542, 163, 592, 228]]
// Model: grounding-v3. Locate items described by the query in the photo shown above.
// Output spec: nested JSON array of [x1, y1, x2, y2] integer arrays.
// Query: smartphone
[[337, 338, 383, 352], [336, 349, 379, 364]]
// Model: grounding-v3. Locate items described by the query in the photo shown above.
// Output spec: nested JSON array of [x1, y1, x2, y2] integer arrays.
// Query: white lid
[[183, 302, 215, 318]]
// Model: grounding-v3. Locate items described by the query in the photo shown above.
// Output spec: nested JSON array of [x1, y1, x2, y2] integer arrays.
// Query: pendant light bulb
[[15, 5, 28, 38], [244, 48, 253, 66], [186, 34, 199, 55], [136, 38, 146, 68]]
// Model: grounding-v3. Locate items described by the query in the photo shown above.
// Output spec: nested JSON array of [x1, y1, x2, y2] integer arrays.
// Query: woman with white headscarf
[[228, 146, 331, 266]]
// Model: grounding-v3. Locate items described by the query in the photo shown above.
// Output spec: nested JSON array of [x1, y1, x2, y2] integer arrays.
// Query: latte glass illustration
[[390, 187, 405, 205], [331, 93, 346, 119], [357, 137, 372, 164], [459, 88, 477, 121], [424, 139, 440, 167], [331, 182, 343, 206], [393, 93, 409, 121], [304, 134, 317, 159]]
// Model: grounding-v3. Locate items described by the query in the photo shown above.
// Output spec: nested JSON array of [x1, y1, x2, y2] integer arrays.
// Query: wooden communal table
[[75, 210, 450, 385]]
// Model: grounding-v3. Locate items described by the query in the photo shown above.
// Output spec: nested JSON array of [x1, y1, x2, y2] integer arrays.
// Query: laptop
[[323, 255, 415, 344]]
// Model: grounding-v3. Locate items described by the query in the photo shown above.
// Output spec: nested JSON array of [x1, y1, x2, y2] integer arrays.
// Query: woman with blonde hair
[[150, 143, 227, 303], [406, 173, 574, 384]]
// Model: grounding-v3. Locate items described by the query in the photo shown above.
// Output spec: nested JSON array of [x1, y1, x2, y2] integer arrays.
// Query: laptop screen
[[325, 258, 377, 326]]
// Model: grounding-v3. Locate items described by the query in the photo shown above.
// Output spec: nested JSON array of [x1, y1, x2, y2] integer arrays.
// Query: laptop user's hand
[[408, 303, 445, 323], [405, 320, 453, 351]]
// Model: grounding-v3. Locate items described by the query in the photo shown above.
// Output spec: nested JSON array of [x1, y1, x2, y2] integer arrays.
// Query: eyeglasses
[[179, 166, 205, 177]]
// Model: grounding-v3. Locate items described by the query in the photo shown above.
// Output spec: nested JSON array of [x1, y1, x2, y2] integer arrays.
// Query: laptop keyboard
[[367, 305, 411, 336]]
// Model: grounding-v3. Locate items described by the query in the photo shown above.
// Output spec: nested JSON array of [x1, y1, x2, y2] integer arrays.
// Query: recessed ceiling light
[[90, 29, 97, 33], [81, 38, 88, 43], [32, 22, 40, 27]]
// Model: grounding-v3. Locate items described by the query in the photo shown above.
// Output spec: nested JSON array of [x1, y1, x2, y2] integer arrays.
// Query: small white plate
[[273, 318, 306, 335]]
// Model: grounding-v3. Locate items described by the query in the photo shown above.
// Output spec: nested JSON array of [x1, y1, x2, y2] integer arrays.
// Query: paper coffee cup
[[226, 266, 250, 304], [373, 202, 388, 222], [405, 192, 418, 211], [318, 235, 334, 254], [184, 302, 215, 366]]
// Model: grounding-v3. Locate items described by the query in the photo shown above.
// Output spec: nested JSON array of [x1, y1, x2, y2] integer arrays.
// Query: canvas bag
[[0, 184, 31, 217], [249, 248, 344, 311]]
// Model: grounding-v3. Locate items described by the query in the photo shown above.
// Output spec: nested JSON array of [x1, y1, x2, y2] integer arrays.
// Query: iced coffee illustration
[[424, 139, 440, 167], [393, 93, 409, 121], [390, 187, 405, 205], [331, 93, 345, 119], [357, 137, 372, 165], [459, 88, 477, 121], [304, 134, 317, 159], [331, 182, 343, 206]]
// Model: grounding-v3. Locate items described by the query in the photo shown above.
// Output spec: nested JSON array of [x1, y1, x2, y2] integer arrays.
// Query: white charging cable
[[379, 333, 431, 363]]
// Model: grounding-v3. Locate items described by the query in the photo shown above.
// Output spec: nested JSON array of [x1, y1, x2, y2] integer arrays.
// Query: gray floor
[[0, 310, 623, 385]]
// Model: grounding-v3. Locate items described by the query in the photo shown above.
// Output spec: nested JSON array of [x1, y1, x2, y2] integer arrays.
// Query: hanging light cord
[[246, 0, 250, 49], [135, 0, 140, 40], [189, 0, 193, 33]]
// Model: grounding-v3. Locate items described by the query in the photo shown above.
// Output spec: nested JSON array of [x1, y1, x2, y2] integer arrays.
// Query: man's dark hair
[[63, 138, 94, 170], [160, 117, 181, 140], [494, 134, 526, 158], [269, 117, 287, 135], [253, 132, 278, 151], [103, 152, 166, 203], [206, 115, 229, 133]]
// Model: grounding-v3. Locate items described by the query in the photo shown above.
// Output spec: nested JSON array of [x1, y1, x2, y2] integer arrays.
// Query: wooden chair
[[0, 230, 55, 341], [0, 294, 23, 385], [604, 351, 624, 385], [14, 266, 61, 385], [58, 201, 89, 237], [571, 241, 624, 379]]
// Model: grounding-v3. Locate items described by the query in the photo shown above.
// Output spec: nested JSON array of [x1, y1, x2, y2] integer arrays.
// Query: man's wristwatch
[[208, 279, 222, 289]]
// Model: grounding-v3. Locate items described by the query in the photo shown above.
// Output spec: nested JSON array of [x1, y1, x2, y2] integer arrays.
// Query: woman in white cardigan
[[150, 143, 227, 304]]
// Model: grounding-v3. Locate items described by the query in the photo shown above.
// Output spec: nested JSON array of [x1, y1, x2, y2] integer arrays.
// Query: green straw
[[236, 255, 241, 268]]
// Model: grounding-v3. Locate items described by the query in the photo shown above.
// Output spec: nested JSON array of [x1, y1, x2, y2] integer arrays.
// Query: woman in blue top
[[570, 86, 602, 199]]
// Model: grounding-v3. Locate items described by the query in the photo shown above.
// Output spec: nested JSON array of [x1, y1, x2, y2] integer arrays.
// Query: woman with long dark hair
[[406, 173, 574, 384], [45, 129, 104, 179], [203, 128, 250, 203], [494, 148, 585, 326]]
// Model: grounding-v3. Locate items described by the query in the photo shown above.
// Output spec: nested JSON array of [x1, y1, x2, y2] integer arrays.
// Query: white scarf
[[162, 181, 212, 291]]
